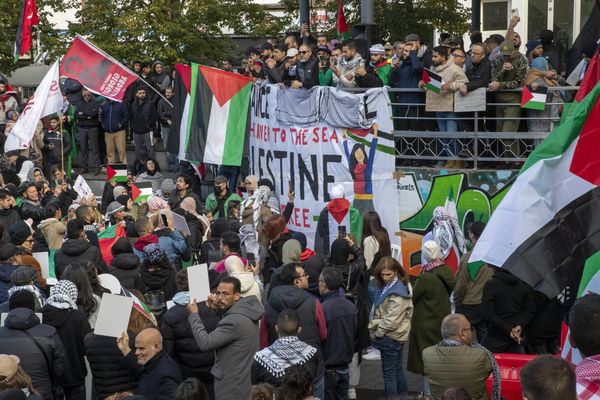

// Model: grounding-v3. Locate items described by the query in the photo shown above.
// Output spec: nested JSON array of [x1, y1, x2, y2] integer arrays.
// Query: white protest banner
[[32, 252, 50, 279], [73, 175, 93, 200], [94, 293, 133, 338], [454, 87, 487, 112], [249, 84, 398, 251], [7, 61, 63, 145], [172, 212, 191, 237], [188, 264, 211, 303]]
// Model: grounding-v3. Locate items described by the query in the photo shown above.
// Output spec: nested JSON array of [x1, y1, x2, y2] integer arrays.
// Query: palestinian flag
[[521, 85, 548, 110], [469, 79, 600, 298], [98, 224, 126, 266], [443, 187, 464, 273], [131, 182, 152, 203], [107, 164, 127, 183], [422, 69, 442, 94], [13, 0, 39, 62], [123, 288, 157, 326], [337, 0, 351, 41], [170, 63, 252, 166], [314, 198, 362, 257]]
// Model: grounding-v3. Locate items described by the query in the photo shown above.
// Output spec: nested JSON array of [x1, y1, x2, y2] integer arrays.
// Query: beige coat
[[454, 250, 494, 306], [39, 218, 67, 250], [368, 281, 413, 342]]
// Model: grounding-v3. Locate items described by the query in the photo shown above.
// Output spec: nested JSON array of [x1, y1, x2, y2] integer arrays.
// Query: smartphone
[[511, 8, 519, 18], [247, 253, 256, 266], [338, 225, 347, 239], [319, 55, 328, 64], [161, 214, 168, 227]]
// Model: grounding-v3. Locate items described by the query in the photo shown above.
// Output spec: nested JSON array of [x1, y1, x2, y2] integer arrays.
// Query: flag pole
[[60, 110, 64, 176]]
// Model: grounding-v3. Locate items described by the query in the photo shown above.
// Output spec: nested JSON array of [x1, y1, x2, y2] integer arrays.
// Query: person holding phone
[[317, 46, 334, 86]]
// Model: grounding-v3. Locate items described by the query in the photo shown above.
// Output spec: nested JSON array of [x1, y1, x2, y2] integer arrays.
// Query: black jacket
[[0, 308, 66, 400], [41, 305, 91, 388], [0, 208, 20, 242], [100, 100, 129, 133], [135, 268, 177, 301], [74, 99, 99, 129], [157, 97, 172, 127], [42, 129, 71, 166], [321, 291, 357, 368], [121, 350, 182, 400], [161, 300, 219, 382], [108, 253, 140, 289], [264, 232, 293, 283], [130, 98, 157, 134], [466, 57, 492, 92], [54, 239, 107, 278], [481, 268, 536, 352], [293, 57, 320, 89], [266, 60, 286, 84], [85, 332, 138, 399], [0, 262, 19, 304], [356, 68, 383, 88], [21, 197, 60, 228]]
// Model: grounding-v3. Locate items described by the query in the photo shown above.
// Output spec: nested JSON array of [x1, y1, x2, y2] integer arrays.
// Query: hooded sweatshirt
[[108, 238, 140, 289], [54, 239, 107, 278], [225, 258, 262, 302]]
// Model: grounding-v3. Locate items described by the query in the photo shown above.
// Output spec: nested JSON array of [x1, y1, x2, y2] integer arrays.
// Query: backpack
[[137, 272, 167, 322]]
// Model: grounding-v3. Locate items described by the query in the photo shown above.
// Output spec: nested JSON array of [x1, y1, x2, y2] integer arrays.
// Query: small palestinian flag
[[98, 224, 126, 265], [123, 288, 157, 326], [106, 164, 128, 183], [521, 85, 548, 110], [172, 64, 253, 166], [422, 69, 442, 94], [131, 182, 153, 203]]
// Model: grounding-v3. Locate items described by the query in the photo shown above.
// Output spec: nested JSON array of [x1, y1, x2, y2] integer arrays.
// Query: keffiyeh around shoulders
[[254, 336, 316, 378]]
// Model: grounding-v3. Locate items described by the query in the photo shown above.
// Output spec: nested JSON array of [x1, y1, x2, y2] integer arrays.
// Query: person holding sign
[[187, 276, 264, 400], [117, 328, 182, 400]]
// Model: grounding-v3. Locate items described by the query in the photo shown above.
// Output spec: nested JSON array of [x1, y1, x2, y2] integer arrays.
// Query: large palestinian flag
[[98, 224, 126, 266], [168, 63, 252, 166], [470, 79, 600, 298], [314, 198, 362, 257]]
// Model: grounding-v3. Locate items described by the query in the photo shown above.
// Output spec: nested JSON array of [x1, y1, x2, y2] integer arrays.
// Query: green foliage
[[282, 0, 471, 45], [0, 0, 68, 74]]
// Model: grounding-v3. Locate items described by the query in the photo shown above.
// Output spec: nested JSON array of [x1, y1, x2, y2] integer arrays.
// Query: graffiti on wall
[[396, 169, 519, 276]]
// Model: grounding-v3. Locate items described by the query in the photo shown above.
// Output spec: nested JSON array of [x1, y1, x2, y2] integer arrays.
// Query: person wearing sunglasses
[[422, 313, 497, 400], [283, 44, 319, 90]]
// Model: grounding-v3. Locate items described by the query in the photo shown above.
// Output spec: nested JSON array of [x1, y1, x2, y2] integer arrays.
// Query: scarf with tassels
[[438, 338, 501, 400], [421, 258, 444, 273], [253, 336, 316, 378]]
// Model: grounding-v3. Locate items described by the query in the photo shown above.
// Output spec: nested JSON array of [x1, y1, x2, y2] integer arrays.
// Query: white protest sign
[[33, 252, 50, 279], [454, 87, 487, 112], [188, 264, 211, 303], [172, 212, 191, 237], [94, 293, 133, 338], [73, 175, 93, 200]]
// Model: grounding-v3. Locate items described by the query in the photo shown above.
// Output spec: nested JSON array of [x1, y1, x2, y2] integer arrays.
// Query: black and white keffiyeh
[[438, 338, 501, 400], [46, 280, 78, 310], [253, 336, 317, 378]]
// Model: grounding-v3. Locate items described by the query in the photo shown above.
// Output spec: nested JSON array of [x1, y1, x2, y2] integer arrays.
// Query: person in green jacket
[[317, 46, 334, 86], [368, 44, 392, 86], [205, 176, 242, 220]]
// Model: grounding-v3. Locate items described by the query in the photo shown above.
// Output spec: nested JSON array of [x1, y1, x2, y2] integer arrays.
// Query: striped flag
[[13, 0, 38, 62], [469, 80, 600, 298], [98, 224, 126, 266], [171, 63, 252, 166], [521, 85, 548, 110], [106, 164, 128, 183], [131, 182, 152, 203], [123, 288, 157, 326], [422, 69, 442, 94], [337, 0, 350, 41]]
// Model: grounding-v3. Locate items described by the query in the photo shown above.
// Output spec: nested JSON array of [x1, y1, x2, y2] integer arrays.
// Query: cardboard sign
[[454, 87, 487, 112], [33, 252, 50, 279], [172, 212, 191, 237], [73, 175, 93, 200], [425, 90, 454, 112], [188, 264, 211, 303], [94, 294, 133, 338]]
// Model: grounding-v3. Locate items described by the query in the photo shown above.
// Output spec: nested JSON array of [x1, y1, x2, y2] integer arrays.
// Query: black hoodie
[[108, 238, 140, 289], [54, 239, 107, 278], [41, 305, 91, 388], [481, 268, 536, 351], [135, 268, 177, 301], [0, 207, 21, 242]]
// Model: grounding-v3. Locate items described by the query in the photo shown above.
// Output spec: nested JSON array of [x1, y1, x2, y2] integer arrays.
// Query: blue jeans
[[366, 279, 377, 315], [161, 126, 179, 172], [374, 336, 407, 395], [313, 372, 325, 400], [437, 111, 458, 158], [324, 368, 349, 400]]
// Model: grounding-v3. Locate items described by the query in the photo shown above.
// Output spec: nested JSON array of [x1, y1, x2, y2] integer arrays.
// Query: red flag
[[337, 0, 350, 41], [60, 36, 139, 101], [575, 50, 600, 102], [13, 0, 39, 62]]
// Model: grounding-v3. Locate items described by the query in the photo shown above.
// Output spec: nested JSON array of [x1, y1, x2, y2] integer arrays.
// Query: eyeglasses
[[299, 51, 309, 55], [296, 273, 309, 279]]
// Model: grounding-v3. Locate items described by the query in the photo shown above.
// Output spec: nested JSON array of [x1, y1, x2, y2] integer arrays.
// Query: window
[[483, 1, 508, 31], [527, 0, 548, 40]]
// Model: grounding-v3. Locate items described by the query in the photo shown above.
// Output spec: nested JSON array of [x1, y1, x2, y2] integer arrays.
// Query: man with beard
[[168, 175, 202, 214], [187, 277, 264, 400], [151, 61, 171, 96], [130, 87, 157, 169], [265, 44, 288, 84], [390, 41, 425, 130], [0, 81, 18, 135], [75, 89, 101, 175], [0, 189, 20, 242], [19, 181, 61, 230], [284, 44, 319, 89], [366, 44, 392, 86], [205, 176, 242, 220], [332, 41, 363, 88]]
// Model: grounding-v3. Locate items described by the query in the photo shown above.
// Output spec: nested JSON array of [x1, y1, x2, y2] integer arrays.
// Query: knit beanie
[[8, 289, 35, 311], [113, 185, 126, 200], [422, 240, 441, 262], [8, 221, 31, 246]]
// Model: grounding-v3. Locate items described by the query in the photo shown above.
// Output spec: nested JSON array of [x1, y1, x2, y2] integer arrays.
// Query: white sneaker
[[362, 348, 381, 360], [348, 387, 357, 399]]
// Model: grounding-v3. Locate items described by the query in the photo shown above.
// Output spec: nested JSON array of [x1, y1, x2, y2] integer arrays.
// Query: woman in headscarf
[[174, 197, 204, 252], [421, 206, 466, 270], [224, 255, 262, 302], [135, 243, 177, 305], [407, 240, 455, 398], [525, 56, 563, 134], [151, 61, 171, 94], [41, 280, 92, 399], [149, 209, 189, 270]]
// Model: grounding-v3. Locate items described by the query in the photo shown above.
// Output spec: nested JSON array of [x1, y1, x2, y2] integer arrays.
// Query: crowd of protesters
[[0, 15, 597, 400]]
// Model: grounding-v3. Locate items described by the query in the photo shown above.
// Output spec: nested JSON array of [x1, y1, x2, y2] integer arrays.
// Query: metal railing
[[349, 86, 578, 169]]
